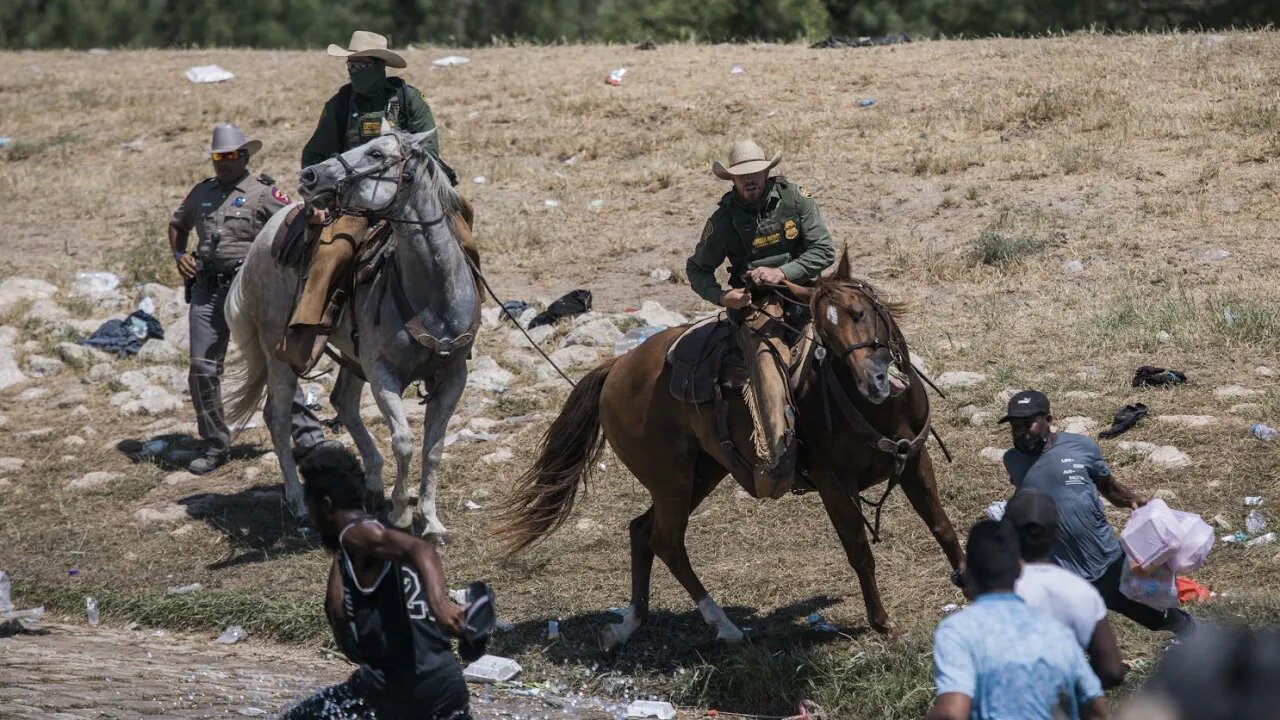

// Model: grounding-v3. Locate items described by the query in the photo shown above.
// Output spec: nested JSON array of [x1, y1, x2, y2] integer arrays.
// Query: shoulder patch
[[798, 185, 813, 199], [700, 219, 715, 243], [271, 187, 291, 204]]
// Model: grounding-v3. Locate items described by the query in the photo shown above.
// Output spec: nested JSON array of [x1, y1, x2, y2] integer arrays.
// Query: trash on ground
[[495, 619, 514, 632], [1176, 576, 1211, 604], [543, 199, 560, 208], [87, 48, 109, 55], [498, 300, 529, 324], [941, 603, 960, 614], [547, 620, 560, 640], [86, 597, 99, 626], [237, 708, 267, 717], [1251, 423, 1276, 442], [432, 55, 471, 67], [71, 271, 120, 298], [464, 500, 482, 511], [77, 310, 164, 356], [859, 98, 876, 108], [1246, 510, 1267, 535], [529, 289, 592, 329], [120, 138, 147, 153], [1201, 249, 1230, 261], [805, 612, 839, 633], [1098, 403, 1149, 439], [730, 66, 744, 75], [166, 583, 203, 596], [1222, 531, 1248, 544], [606, 68, 627, 86], [472, 175, 487, 184], [216, 625, 246, 644], [1132, 366, 1187, 388], [185, 65, 235, 83], [444, 429, 496, 447], [1062, 260, 1084, 274], [810, 34, 911, 49], [1246, 532, 1276, 547], [0, 571, 11, 613], [1119, 562, 1177, 611], [1245, 496, 1264, 506], [1156, 330, 1172, 342], [626, 700, 677, 719], [463, 654, 522, 683], [1119, 499, 1213, 573], [613, 325, 666, 356], [649, 268, 673, 281], [136, 296, 156, 315], [0, 137, 10, 149], [1223, 308, 1238, 326], [984, 500, 1007, 522]]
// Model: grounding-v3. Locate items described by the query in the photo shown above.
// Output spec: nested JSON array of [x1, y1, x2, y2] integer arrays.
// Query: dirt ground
[[4, 32, 1280, 718]]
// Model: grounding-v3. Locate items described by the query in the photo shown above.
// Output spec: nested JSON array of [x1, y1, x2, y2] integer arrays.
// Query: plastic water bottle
[[1252, 423, 1277, 442], [612, 326, 665, 356], [86, 597, 99, 626], [1246, 509, 1268, 535]]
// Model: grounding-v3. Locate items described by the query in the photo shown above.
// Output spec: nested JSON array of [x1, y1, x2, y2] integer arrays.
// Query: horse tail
[[494, 357, 618, 555], [223, 269, 268, 428]]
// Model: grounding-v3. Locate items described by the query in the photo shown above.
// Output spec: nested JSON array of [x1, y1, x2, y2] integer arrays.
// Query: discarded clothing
[[77, 310, 165, 356], [810, 34, 911, 49], [528, 289, 592, 329], [1133, 366, 1188, 388], [500, 300, 529, 324], [1177, 576, 1211, 605], [1098, 403, 1149, 439]]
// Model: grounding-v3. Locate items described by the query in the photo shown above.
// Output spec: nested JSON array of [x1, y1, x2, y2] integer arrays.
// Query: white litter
[[237, 708, 267, 717], [1201, 249, 1230, 261], [1245, 496, 1264, 506], [543, 199, 561, 208], [216, 625, 246, 644], [432, 55, 471, 67], [626, 700, 677, 719], [185, 65, 235, 84], [1062, 260, 1084, 274], [649, 268, 673, 282], [166, 583, 203, 596], [463, 654, 522, 683], [472, 175, 487, 184], [984, 501, 1007, 522], [941, 603, 960, 614], [730, 65, 745, 75], [464, 500, 482, 511], [1246, 532, 1276, 547]]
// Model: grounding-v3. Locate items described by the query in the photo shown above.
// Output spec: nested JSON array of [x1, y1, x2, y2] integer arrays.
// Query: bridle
[[818, 281, 905, 367], [329, 133, 446, 228]]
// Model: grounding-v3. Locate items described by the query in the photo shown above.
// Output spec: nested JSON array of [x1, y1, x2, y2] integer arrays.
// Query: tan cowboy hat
[[208, 123, 262, 156], [711, 140, 782, 180], [327, 31, 407, 69]]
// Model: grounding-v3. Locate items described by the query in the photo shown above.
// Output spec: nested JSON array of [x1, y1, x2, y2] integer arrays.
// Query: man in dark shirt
[[1000, 390, 1192, 635], [285, 445, 471, 720]]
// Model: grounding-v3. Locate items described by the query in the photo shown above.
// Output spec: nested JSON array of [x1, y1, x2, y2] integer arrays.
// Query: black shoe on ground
[[188, 453, 228, 475]]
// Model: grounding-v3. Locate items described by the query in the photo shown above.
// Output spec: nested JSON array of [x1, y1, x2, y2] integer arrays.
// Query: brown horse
[[496, 252, 964, 648]]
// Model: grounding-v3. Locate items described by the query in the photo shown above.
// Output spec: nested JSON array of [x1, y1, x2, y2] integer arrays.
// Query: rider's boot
[[736, 319, 798, 499], [275, 215, 367, 375]]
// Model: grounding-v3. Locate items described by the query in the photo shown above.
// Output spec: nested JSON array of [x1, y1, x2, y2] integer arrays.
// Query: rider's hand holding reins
[[746, 266, 786, 286], [720, 287, 751, 309]]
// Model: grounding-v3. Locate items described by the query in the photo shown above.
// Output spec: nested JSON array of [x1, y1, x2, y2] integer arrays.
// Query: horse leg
[[813, 472, 902, 637], [898, 450, 964, 572], [368, 366, 413, 530], [416, 360, 466, 540], [264, 359, 306, 519], [331, 368, 384, 510]]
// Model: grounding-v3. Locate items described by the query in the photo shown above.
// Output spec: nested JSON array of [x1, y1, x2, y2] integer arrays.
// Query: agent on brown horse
[[496, 251, 964, 649]]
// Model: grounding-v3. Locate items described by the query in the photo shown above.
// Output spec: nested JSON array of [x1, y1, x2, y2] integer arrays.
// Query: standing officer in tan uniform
[[686, 140, 836, 498], [275, 31, 478, 376], [169, 124, 332, 475]]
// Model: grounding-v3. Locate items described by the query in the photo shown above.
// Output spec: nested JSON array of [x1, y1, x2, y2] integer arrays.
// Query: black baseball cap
[[997, 390, 1051, 423]]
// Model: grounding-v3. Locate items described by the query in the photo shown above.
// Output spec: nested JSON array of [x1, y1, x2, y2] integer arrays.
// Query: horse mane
[[398, 129, 462, 220], [812, 275, 908, 321]]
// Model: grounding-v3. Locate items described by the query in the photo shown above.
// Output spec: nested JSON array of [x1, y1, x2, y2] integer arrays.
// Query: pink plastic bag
[[1119, 499, 1214, 573]]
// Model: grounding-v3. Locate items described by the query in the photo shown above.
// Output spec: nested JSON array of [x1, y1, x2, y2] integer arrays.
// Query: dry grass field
[[4, 32, 1280, 717]]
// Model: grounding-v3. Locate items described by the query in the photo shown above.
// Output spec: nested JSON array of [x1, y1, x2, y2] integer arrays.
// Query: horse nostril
[[300, 168, 316, 186], [875, 372, 887, 383]]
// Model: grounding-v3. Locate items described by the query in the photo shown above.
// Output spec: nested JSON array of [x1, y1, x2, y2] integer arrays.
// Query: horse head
[[297, 128, 439, 215], [787, 249, 906, 405]]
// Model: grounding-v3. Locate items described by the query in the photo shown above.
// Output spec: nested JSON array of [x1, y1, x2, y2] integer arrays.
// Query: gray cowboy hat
[[712, 140, 782, 180], [208, 123, 262, 156], [327, 30, 407, 69]]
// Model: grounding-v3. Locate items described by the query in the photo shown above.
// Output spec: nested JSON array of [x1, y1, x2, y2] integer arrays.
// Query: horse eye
[[369, 149, 383, 160]]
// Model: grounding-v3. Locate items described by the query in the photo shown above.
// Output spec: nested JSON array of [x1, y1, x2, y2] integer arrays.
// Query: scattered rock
[[444, 429, 496, 446], [17, 387, 48, 402], [649, 268, 673, 282], [1211, 514, 1233, 531], [1255, 366, 1275, 377], [1154, 415, 1218, 428], [88, 363, 116, 382], [1059, 416, 1097, 434], [1063, 390, 1101, 401], [908, 351, 927, 376], [1229, 403, 1263, 416], [16, 427, 52, 439], [63, 435, 86, 448], [1215, 385, 1259, 398], [21, 299, 70, 330], [136, 340, 183, 364], [55, 388, 88, 408], [995, 388, 1018, 405], [507, 325, 556, 348], [562, 318, 623, 348], [119, 388, 185, 417], [935, 371, 988, 389], [0, 457, 26, 476], [0, 328, 28, 391], [1117, 441, 1159, 456], [67, 471, 124, 492], [467, 356, 514, 393], [1152, 488, 1179, 502], [480, 306, 503, 330], [549, 346, 599, 368], [243, 467, 261, 483], [22, 354, 62, 377], [134, 505, 189, 524], [164, 471, 200, 486], [1076, 366, 1100, 380], [633, 301, 688, 328], [1146, 446, 1191, 469], [575, 518, 600, 531], [0, 277, 57, 314], [481, 448, 514, 465], [979, 447, 1006, 464]]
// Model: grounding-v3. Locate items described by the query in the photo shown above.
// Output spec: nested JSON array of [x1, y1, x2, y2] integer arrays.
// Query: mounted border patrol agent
[[169, 124, 333, 475], [277, 31, 478, 376], [686, 140, 837, 497]]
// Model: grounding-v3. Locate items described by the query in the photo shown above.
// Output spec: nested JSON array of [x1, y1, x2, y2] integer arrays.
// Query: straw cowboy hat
[[711, 140, 782, 180], [327, 30, 407, 69], [208, 123, 262, 156]]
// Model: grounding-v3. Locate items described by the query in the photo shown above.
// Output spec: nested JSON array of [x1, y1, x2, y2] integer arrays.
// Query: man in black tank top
[[284, 446, 472, 720]]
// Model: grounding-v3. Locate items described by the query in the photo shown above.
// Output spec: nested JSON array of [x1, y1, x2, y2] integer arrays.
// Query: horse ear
[[782, 280, 814, 304], [835, 246, 852, 279], [409, 128, 438, 151]]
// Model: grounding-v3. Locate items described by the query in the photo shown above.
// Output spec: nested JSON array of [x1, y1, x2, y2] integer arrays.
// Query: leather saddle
[[666, 316, 746, 404]]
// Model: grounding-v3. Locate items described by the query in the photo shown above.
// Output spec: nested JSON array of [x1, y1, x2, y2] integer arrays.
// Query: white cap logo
[[1017, 397, 1032, 404]]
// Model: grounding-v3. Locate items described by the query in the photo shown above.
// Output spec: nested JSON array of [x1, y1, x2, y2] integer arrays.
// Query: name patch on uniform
[[271, 187, 291, 204], [700, 220, 714, 243], [233, 197, 246, 207], [361, 119, 382, 137], [784, 219, 798, 240], [798, 186, 813, 198], [752, 232, 782, 249]]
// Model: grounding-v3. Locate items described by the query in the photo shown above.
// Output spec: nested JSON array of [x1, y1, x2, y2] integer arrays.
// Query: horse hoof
[[389, 506, 413, 530], [716, 627, 746, 645], [875, 623, 907, 640], [597, 624, 625, 653]]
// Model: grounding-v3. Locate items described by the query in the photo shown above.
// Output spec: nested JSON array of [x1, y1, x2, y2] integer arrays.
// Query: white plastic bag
[[1120, 562, 1179, 610], [1167, 507, 1214, 573], [1119, 499, 1182, 571]]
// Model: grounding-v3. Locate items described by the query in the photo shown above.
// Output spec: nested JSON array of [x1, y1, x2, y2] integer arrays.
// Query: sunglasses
[[211, 150, 241, 162]]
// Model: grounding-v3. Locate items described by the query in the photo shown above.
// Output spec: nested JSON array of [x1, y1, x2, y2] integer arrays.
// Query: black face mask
[[1014, 434, 1048, 455]]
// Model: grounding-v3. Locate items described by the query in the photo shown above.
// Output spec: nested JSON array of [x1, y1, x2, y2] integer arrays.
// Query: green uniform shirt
[[686, 176, 836, 305], [300, 78, 438, 169], [171, 172, 291, 273]]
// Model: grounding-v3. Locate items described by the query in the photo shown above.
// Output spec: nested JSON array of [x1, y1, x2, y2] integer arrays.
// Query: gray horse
[[224, 129, 478, 537]]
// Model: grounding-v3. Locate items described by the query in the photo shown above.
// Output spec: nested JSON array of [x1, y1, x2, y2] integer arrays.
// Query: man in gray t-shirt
[[1000, 390, 1192, 635]]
